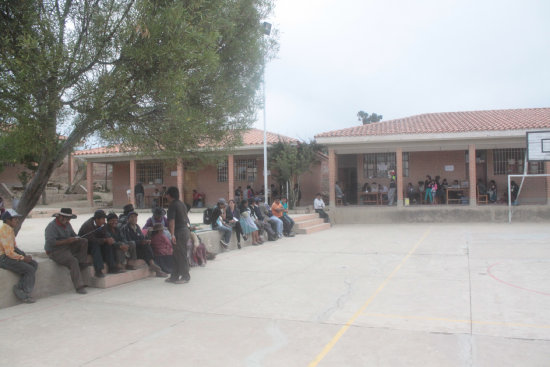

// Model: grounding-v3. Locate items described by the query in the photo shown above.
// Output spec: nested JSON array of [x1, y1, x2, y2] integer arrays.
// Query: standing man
[[45, 208, 88, 294], [165, 186, 191, 284], [0, 209, 38, 303], [134, 182, 145, 209]]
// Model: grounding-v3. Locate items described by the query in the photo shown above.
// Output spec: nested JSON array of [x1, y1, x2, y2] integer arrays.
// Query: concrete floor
[[2, 223, 550, 366]]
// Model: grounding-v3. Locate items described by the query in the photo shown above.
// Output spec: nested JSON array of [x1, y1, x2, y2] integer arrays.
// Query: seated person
[[487, 180, 497, 203], [280, 197, 295, 236], [314, 193, 330, 223], [78, 210, 118, 277], [239, 200, 262, 245], [149, 223, 173, 274], [120, 211, 167, 277], [271, 198, 286, 238], [118, 203, 135, 227], [211, 198, 232, 249], [192, 189, 203, 207], [251, 198, 277, 241], [227, 199, 245, 248], [406, 182, 419, 204], [44, 208, 88, 294], [0, 196, 5, 215], [260, 201, 283, 238], [0, 209, 38, 303], [105, 213, 137, 271], [335, 181, 347, 205], [510, 180, 519, 203], [477, 179, 487, 195], [143, 207, 169, 234], [370, 182, 378, 192]]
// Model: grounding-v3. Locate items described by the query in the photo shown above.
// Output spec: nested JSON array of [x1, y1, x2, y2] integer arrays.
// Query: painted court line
[[362, 312, 550, 330], [307, 228, 432, 367]]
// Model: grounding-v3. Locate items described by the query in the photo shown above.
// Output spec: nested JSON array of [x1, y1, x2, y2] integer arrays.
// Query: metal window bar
[[363, 153, 397, 178], [493, 148, 544, 175], [217, 161, 228, 182], [235, 159, 257, 182], [137, 161, 163, 184]]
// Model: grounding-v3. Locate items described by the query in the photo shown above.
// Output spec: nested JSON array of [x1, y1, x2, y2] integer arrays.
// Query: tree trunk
[[65, 159, 87, 194], [14, 159, 59, 235]]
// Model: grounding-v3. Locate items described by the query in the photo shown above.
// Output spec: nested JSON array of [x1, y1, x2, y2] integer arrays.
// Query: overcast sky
[[253, 0, 550, 140]]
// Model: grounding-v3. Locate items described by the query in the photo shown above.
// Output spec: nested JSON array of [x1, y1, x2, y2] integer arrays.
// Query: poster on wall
[[444, 165, 454, 172]]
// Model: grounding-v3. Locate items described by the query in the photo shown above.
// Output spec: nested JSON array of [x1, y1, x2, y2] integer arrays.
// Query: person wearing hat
[[0, 209, 38, 303], [44, 208, 88, 294], [165, 186, 191, 284], [117, 203, 135, 228], [143, 206, 169, 233], [105, 213, 138, 271], [150, 223, 173, 274], [120, 210, 167, 277], [78, 210, 118, 278]]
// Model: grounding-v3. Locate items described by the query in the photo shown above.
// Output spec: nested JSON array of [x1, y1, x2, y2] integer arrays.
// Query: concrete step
[[293, 213, 320, 222], [295, 217, 325, 229], [82, 259, 152, 289], [295, 222, 331, 235]]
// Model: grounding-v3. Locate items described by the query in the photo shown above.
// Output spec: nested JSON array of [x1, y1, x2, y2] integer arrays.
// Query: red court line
[[487, 262, 550, 296]]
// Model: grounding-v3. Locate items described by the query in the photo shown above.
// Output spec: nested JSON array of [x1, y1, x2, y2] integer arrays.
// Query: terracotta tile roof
[[315, 108, 550, 138], [242, 128, 297, 145], [73, 128, 296, 156]]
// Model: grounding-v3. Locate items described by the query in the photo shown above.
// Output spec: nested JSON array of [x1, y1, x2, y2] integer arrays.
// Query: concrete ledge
[[332, 204, 550, 224]]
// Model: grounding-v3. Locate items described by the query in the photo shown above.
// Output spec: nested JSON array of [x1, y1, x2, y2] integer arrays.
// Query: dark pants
[[170, 228, 190, 281], [0, 249, 38, 298], [135, 241, 155, 264], [282, 215, 294, 235], [48, 238, 88, 289], [233, 222, 243, 242], [114, 242, 137, 266], [316, 209, 330, 223], [88, 240, 116, 273]]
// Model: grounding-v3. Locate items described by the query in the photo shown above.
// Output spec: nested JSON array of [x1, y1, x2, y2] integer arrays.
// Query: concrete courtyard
[[1, 223, 550, 366]]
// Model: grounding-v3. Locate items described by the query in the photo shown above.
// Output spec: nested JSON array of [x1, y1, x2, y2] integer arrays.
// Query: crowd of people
[[210, 195, 297, 249], [0, 186, 218, 303]]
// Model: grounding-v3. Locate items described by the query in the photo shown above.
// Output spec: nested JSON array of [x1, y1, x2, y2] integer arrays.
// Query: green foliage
[[0, 0, 276, 221], [268, 140, 323, 208], [357, 111, 383, 124]]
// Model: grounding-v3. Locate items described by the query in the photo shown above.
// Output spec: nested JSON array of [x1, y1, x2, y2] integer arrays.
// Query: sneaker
[[76, 287, 87, 294], [23, 297, 36, 303], [12, 285, 26, 301], [174, 279, 189, 284], [242, 235, 248, 241], [237, 242, 241, 249], [220, 240, 229, 248], [165, 277, 177, 283]]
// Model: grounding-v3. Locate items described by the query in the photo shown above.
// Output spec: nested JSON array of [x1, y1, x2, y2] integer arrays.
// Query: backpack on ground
[[203, 207, 213, 225]]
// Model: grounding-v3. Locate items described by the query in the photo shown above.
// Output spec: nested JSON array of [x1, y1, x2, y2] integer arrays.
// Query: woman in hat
[[150, 223, 173, 274]]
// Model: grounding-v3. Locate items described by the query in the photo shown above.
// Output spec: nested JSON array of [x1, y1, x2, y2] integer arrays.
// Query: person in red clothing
[[150, 223, 173, 274]]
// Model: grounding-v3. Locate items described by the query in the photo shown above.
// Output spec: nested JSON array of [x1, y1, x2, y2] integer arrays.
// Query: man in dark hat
[[143, 206, 168, 233], [78, 210, 118, 277], [118, 203, 135, 227], [44, 208, 88, 294], [0, 209, 38, 303], [105, 212, 138, 271], [120, 210, 167, 277]]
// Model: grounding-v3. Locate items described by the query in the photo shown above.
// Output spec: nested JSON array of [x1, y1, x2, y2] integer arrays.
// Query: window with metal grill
[[137, 161, 163, 184], [493, 148, 545, 175], [217, 161, 228, 182], [363, 152, 409, 178], [235, 159, 257, 182]]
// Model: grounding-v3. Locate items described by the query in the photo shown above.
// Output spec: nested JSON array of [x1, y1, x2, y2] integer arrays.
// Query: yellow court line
[[363, 312, 550, 330], [308, 228, 432, 367]]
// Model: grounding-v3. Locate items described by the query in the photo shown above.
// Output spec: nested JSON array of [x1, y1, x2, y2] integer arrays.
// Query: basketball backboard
[[526, 131, 550, 161]]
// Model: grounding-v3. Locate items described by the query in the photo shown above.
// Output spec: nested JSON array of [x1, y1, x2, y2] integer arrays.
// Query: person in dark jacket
[[120, 211, 167, 277], [78, 210, 118, 278], [105, 212, 137, 271]]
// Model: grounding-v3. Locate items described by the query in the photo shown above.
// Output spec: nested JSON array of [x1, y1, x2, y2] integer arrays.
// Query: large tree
[[0, 0, 276, 227], [357, 111, 383, 124], [268, 140, 323, 209]]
